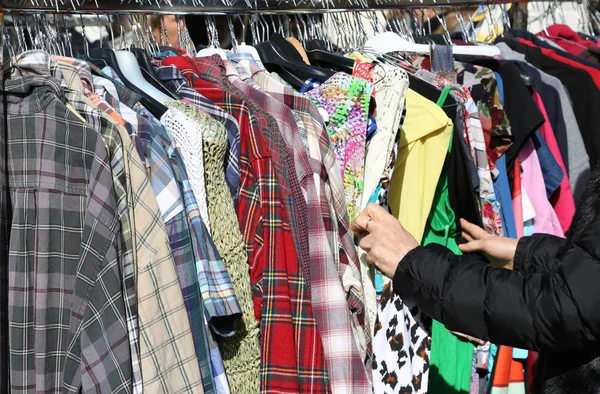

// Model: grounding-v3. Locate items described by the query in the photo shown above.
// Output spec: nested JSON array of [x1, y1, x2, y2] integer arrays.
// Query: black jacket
[[393, 166, 600, 393]]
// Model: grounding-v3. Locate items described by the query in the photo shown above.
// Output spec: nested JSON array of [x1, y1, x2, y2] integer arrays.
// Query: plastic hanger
[[365, 31, 501, 57], [306, 48, 354, 73], [131, 47, 180, 99], [303, 14, 354, 72], [115, 50, 172, 103], [196, 16, 228, 60], [124, 18, 179, 100], [255, 39, 334, 89], [228, 15, 264, 68]]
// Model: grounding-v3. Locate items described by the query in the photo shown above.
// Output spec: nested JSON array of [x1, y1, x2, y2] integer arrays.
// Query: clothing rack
[[0, 0, 581, 14]]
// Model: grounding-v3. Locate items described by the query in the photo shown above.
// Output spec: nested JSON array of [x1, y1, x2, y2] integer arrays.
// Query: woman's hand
[[458, 219, 518, 270], [351, 203, 419, 279]]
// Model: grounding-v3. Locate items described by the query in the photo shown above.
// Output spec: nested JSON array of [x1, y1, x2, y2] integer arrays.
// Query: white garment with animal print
[[372, 281, 431, 394]]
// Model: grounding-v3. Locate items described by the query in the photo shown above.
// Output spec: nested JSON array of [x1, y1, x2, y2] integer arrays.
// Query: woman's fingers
[[460, 218, 490, 241], [351, 203, 385, 234], [462, 231, 475, 242], [458, 240, 485, 254]]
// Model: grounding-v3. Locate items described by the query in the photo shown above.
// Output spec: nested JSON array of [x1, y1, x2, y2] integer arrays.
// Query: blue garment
[[532, 131, 564, 198], [494, 74, 528, 363], [494, 71, 504, 100], [494, 155, 518, 239]]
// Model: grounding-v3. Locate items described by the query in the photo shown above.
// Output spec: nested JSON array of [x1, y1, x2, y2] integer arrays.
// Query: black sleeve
[[393, 242, 599, 352], [513, 234, 568, 274]]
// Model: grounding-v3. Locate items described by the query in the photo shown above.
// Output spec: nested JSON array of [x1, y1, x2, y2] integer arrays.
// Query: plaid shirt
[[54, 56, 205, 394], [96, 82, 216, 394], [164, 54, 331, 393], [12, 51, 141, 393], [265, 72, 371, 350], [155, 65, 241, 203], [98, 67, 242, 330], [3, 75, 133, 393], [236, 62, 371, 393]]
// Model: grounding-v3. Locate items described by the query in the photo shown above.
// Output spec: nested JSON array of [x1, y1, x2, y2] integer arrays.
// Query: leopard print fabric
[[372, 101, 433, 394]]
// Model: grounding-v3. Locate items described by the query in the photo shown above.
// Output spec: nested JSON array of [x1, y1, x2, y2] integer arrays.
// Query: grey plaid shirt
[[2, 75, 133, 393]]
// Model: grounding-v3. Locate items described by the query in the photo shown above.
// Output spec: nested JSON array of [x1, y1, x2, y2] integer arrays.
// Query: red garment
[[532, 91, 575, 232], [536, 24, 595, 56], [163, 55, 330, 394], [517, 38, 600, 89], [490, 346, 526, 393]]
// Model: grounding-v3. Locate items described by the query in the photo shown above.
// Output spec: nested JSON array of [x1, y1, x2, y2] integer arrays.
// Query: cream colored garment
[[388, 88, 453, 242], [161, 107, 211, 232], [358, 64, 409, 338]]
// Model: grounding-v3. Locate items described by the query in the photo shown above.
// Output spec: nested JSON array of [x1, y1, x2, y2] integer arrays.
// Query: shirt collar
[[53, 56, 95, 94], [11, 50, 53, 78], [187, 55, 225, 86], [3, 75, 65, 114], [155, 65, 188, 88]]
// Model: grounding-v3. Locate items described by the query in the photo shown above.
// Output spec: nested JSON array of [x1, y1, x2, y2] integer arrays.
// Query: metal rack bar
[[0, 0, 555, 14]]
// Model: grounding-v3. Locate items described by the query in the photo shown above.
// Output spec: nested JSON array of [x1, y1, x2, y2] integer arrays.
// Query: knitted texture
[[166, 101, 261, 394], [161, 107, 211, 232], [306, 73, 374, 222]]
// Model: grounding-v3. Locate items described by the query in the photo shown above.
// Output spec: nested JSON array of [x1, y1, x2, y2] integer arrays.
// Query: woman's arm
[[394, 240, 599, 352], [513, 234, 568, 274]]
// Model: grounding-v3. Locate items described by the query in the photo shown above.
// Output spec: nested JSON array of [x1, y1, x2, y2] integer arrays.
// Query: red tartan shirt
[[162, 54, 330, 394]]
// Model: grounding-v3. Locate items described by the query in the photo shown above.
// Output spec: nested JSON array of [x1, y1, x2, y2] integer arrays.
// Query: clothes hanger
[[126, 15, 179, 99], [365, 6, 501, 58], [304, 14, 357, 73], [255, 39, 333, 89], [303, 13, 331, 52], [196, 15, 228, 60], [229, 15, 265, 68], [86, 15, 167, 117], [254, 14, 334, 89]]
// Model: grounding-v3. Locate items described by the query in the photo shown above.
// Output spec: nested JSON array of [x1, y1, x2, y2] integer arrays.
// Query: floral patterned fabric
[[457, 64, 512, 172], [306, 73, 374, 222]]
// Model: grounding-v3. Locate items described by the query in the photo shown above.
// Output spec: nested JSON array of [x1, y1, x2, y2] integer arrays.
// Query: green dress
[[423, 131, 473, 394]]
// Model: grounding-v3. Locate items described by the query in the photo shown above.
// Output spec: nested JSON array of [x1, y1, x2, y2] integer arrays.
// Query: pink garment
[[519, 140, 564, 236], [532, 92, 575, 232]]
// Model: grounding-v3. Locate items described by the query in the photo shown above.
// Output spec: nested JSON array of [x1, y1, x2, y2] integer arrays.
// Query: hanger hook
[[227, 15, 239, 50]]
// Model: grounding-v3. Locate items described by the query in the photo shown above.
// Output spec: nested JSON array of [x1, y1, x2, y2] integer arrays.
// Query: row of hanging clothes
[[0, 0, 598, 392]]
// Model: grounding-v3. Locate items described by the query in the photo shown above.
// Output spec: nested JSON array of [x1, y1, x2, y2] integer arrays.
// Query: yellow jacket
[[388, 88, 453, 243]]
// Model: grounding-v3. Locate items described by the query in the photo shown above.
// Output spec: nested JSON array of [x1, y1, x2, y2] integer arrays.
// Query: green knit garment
[[422, 131, 473, 394]]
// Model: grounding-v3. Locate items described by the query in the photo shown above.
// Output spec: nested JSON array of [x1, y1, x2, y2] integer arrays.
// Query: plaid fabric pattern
[[165, 54, 325, 393], [155, 65, 241, 203], [266, 71, 367, 330], [98, 65, 144, 109], [27, 54, 145, 394], [0, 71, 9, 394], [242, 63, 371, 394], [135, 102, 242, 335], [3, 75, 133, 393], [54, 56, 205, 393], [97, 67, 242, 332], [97, 84, 216, 394], [227, 65, 310, 285], [165, 54, 338, 392], [89, 95, 205, 394]]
